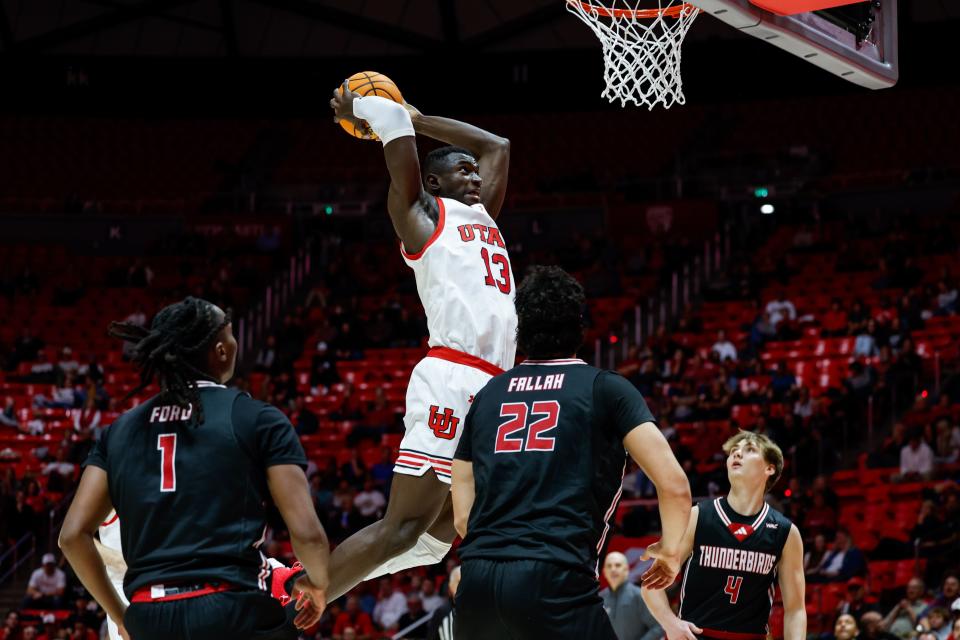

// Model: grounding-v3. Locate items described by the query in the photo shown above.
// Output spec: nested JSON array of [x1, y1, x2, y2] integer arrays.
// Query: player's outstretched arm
[[330, 83, 438, 255], [267, 464, 331, 627], [624, 422, 693, 587], [59, 467, 129, 633], [779, 525, 807, 640], [450, 459, 476, 538], [404, 104, 510, 220]]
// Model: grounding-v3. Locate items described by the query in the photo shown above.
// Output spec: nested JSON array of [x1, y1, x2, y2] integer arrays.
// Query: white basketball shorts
[[394, 347, 504, 484]]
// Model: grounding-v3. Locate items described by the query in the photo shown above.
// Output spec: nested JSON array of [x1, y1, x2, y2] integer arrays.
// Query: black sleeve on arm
[[234, 394, 307, 469], [454, 391, 480, 462], [83, 424, 110, 471], [594, 371, 657, 440]]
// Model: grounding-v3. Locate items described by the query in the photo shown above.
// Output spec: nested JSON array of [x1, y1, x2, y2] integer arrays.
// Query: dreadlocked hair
[[108, 297, 230, 425]]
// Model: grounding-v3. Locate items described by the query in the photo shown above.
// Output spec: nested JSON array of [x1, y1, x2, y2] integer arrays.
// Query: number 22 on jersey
[[495, 401, 559, 453], [157, 433, 177, 492]]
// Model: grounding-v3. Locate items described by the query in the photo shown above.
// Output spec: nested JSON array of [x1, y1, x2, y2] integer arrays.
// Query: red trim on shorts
[[401, 197, 446, 261], [426, 346, 504, 377], [101, 513, 119, 527], [131, 582, 234, 603], [699, 628, 767, 640]]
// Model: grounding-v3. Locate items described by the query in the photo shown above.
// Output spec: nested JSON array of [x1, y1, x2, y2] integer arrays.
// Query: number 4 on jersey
[[724, 575, 743, 604]]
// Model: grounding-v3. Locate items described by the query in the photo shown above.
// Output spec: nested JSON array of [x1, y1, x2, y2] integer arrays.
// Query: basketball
[[338, 71, 404, 140]]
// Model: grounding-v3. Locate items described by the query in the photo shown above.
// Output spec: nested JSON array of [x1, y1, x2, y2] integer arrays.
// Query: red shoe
[[269, 560, 305, 607]]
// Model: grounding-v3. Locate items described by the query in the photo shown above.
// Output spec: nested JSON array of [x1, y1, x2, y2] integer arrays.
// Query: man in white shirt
[[22, 553, 66, 609], [372, 578, 408, 630], [419, 578, 446, 614], [765, 293, 797, 329], [711, 329, 737, 362], [898, 433, 935, 481], [353, 481, 387, 521]]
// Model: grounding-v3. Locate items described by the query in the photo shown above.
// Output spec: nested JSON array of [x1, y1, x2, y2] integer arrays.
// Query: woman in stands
[[59, 297, 329, 640]]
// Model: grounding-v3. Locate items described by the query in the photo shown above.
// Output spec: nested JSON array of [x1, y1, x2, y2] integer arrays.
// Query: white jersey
[[99, 511, 128, 640], [402, 196, 517, 370]]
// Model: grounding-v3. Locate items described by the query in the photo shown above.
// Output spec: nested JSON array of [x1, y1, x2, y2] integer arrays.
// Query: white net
[[566, 0, 699, 110]]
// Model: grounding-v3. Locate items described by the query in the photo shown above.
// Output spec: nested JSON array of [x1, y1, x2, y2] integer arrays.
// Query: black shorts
[[455, 558, 617, 640], [124, 590, 294, 640]]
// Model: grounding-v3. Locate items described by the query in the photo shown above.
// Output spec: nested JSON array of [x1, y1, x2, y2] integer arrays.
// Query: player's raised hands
[[640, 540, 683, 590], [330, 80, 375, 139], [292, 574, 327, 629], [660, 615, 703, 640]]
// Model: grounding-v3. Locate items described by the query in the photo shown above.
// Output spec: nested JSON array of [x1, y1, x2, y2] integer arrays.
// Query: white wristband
[[353, 96, 415, 145]]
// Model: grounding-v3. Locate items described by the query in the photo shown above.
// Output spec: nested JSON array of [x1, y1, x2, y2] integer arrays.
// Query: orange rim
[[568, 0, 698, 18]]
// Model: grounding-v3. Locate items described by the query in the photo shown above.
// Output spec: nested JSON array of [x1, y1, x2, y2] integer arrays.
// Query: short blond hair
[[722, 431, 784, 491]]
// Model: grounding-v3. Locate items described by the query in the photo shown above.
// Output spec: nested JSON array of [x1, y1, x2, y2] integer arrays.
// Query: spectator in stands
[[896, 430, 935, 482], [333, 595, 375, 640], [373, 578, 408, 631], [950, 618, 960, 640], [822, 299, 850, 337], [855, 320, 882, 358], [76, 353, 103, 386], [22, 553, 66, 609], [353, 480, 386, 526], [72, 394, 101, 439], [600, 551, 663, 640], [2, 611, 20, 640], [419, 578, 445, 615], [711, 329, 737, 362], [766, 291, 797, 330], [21, 623, 38, 639], [861, 611, 900, 640], [254, 334, 278, 373], [834, 614, 859, 640], [396, 593, 427, 639], [292, 396, 319, 436], [874, 422, 909, 468], [370, 447, 394, 493], [847, 301, 871, 336], [924, 608, 952, 640], [769, 360, 797, 401], [804, 534, 828, 575], [28, 350, 56, 385], [810, 528, 866, 583], [838, 578, 880, 620], [126, 259, 153, 287], [56, 347, 79, 381], [794, 387, 815, 422], [0, 397, 19, 430], [935, 281, 958, 315], [66, 597, 100, 632], [749, 311, 778, 353], [923, 576, 960, 618], [42, 447, 76, 493], [881, 577, 930, 639], [333, 384, 364, 421], [33, 374, 78, 409], [933, 419, 960, 464]]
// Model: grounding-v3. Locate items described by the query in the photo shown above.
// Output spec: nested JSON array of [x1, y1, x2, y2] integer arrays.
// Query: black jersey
[[454, 359, 656, 576], [84, 381, 307, 598], [679, 497, 793, 637]]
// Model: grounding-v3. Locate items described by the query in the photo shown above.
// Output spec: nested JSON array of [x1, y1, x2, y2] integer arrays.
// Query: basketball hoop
[[566, 0, 699, 110]]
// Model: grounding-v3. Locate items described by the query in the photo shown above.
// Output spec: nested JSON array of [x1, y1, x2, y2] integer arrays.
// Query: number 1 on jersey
[[724, 575, 743, 604], [157, 433, 177, 492]]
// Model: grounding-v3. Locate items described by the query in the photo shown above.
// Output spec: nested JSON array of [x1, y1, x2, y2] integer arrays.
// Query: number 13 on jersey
[[480, 248, 511, 294]]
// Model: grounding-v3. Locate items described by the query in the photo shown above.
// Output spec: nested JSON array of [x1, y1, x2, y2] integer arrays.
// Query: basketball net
[[566, 0, 699, 110]]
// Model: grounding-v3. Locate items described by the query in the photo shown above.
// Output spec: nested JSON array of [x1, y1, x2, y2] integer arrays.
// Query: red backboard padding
[[749, 0, 866, 16]]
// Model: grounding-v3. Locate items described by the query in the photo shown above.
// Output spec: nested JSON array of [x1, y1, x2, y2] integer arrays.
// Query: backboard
[[687, 0, 898, 89]]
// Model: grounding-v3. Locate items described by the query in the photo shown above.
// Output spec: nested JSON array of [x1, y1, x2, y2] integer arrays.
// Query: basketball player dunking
[[324, 81, 516, 600], [642, 432, 806, 640]]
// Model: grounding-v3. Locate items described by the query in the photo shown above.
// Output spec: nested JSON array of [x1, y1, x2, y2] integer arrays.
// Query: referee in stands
[[451, 266, 692, 640]]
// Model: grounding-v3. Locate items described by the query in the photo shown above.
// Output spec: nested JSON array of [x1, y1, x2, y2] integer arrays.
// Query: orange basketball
[[338, 71, 404, 141]]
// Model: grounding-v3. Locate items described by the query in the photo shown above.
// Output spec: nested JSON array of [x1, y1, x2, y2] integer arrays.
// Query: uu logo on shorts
[[428, 405, 460, 440]]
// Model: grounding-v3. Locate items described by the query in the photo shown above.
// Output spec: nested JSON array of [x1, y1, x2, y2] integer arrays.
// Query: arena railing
[[592, 221, 731, 369], [391, 610, 433, 640], [0, 533, 36, 587]]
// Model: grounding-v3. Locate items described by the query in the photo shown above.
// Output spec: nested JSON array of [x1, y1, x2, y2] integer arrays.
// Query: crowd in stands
[[2, 210, 959, 638]]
